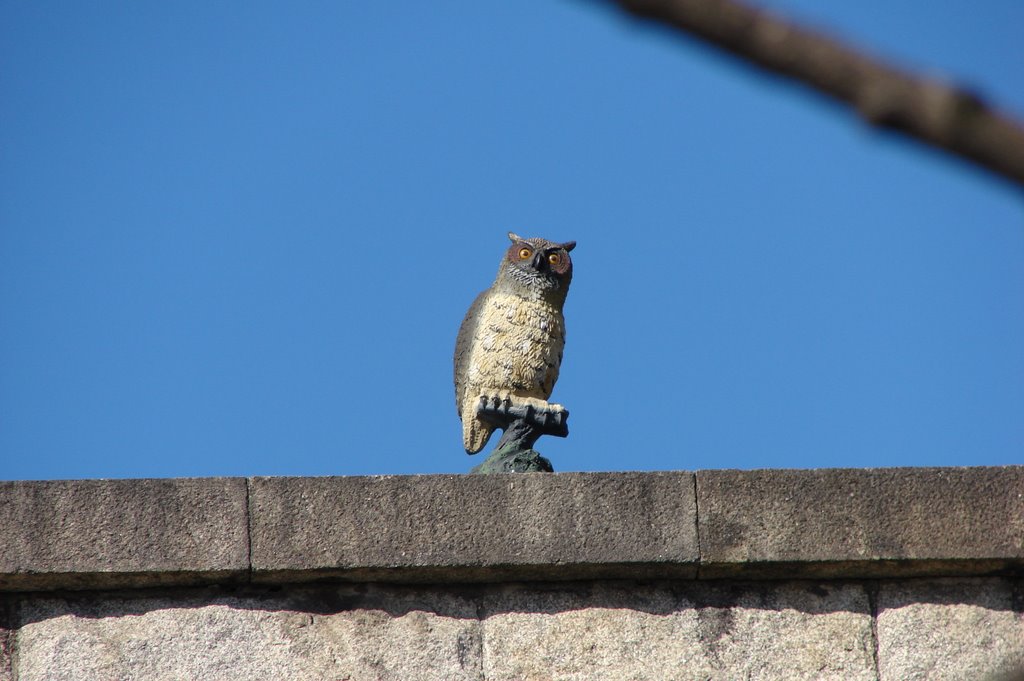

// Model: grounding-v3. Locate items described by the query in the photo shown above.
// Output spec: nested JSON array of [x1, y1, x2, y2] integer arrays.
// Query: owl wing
[[540, 351, 561, 398], [538, 322, 565, 399], [453, 289, 488, 417]]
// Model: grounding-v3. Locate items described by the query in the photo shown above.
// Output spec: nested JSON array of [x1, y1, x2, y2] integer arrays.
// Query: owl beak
[[531, 252, 546, 271]]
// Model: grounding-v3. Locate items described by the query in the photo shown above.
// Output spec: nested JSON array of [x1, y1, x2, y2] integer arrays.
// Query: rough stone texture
[[1, 468, 1020, 591], [249, 472, 697, 583], [877, 578, 1024, 681], [13, 585, 483, 681], [8, 578, 1023, 679], [481, 581, 875, 680], [4, 469, 1024, 677], [10, 580, 882, 681], [1, 597, 12, 681], [698, 466, 1024, 578], [0, 478, 249, 591]]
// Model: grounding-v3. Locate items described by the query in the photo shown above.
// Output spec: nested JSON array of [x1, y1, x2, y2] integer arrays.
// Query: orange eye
[[548, 253, 561, 266], [518, 247, 532, 259]]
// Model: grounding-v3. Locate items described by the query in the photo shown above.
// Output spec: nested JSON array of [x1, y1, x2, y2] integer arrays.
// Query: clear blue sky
[[2, 1, 1022, 480]]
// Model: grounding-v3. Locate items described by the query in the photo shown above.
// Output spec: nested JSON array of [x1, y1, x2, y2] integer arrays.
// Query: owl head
[[500, 232, 576, 298]]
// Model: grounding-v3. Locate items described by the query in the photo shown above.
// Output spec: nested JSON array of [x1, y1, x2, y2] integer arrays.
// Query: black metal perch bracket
[[470, 394, 569, 473]]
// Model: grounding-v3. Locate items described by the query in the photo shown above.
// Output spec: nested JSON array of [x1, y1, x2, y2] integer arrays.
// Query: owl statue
[[454, 232, 576, 454]]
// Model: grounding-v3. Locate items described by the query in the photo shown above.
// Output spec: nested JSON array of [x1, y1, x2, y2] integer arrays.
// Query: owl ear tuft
[[508, 232, 524, 243], [560, 241, 576, 253]]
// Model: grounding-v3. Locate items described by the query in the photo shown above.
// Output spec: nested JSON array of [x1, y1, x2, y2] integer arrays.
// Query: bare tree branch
[[604, 0, 1024, 188]]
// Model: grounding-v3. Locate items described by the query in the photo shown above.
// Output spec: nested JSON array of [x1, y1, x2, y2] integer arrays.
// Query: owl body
[[454, 233, 575, 454]]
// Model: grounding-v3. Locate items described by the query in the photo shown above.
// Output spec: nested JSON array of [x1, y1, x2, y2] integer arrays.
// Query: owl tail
[[463, 417, 495, 455]]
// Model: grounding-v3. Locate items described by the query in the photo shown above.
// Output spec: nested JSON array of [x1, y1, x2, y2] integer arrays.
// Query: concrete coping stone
[[0, 467, 1020, 592], [0, 478, 250, 592]]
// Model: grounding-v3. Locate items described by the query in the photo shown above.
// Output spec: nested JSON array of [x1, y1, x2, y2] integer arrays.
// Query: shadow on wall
[[6, 578, 1022, 679], [8, 576, 1022, 627]]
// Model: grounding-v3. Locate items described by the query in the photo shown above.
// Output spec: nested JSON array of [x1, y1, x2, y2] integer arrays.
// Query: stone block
[[12, 585, 482, 681], [0, 478, 249, 590], [11, 580, 879, 681], [877, 578, 1024, 681], [249, 472, 697, 583], [697, 466, 1024, 578], [480, 580, 876, 680]]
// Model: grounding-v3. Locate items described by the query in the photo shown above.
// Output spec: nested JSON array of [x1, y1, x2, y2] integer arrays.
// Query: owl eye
[[518, 247, 532, 260], [548, 253, 561, 266]]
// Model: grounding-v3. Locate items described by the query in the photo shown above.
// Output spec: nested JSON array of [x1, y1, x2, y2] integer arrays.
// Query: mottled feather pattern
[[456, 292, 565, 452], [453, 234, 573, 454]]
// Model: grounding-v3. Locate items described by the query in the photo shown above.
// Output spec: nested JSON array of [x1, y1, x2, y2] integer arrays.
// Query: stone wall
[[2, 468, 1022, 680]]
